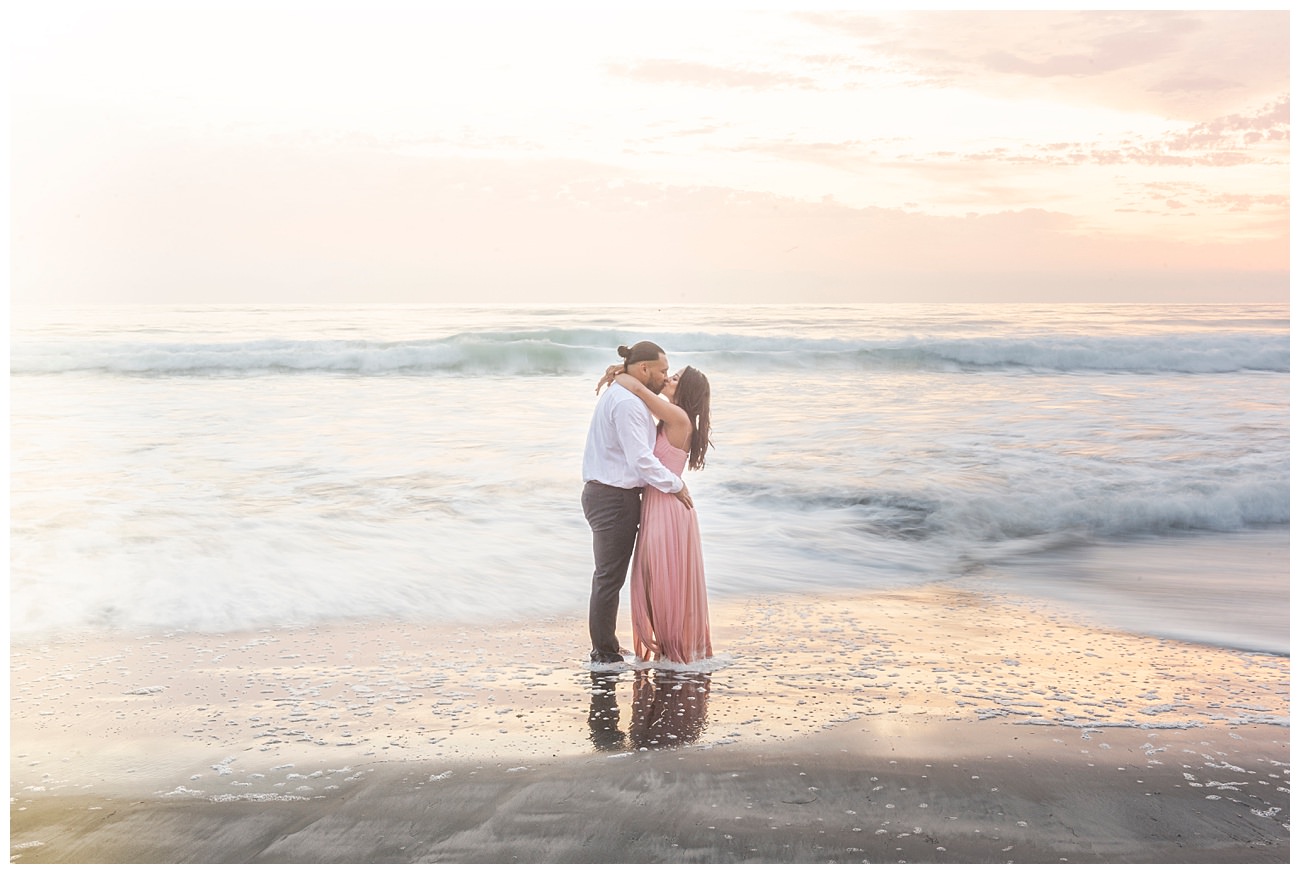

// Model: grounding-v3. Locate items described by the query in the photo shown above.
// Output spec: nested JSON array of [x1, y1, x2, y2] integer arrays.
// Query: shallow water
[[10, 303, 1289, 652]]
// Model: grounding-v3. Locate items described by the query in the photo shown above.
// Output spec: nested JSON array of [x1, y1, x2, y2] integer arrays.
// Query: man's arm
[[615, 398, 694, 509]]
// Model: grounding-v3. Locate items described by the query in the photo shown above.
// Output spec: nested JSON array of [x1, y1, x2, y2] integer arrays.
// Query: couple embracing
[[581, 340, 713, 668]]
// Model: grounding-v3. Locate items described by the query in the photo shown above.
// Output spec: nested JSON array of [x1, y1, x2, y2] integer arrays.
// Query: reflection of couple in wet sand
[[581, 340, 713, 667], [587, 670, 711, 752]]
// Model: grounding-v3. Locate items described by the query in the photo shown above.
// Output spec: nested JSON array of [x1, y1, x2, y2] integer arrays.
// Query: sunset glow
[[10, 3, 1290, 305]]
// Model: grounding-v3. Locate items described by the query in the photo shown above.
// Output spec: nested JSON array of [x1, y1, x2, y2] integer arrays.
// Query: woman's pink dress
[[630, 429, 713, 664]]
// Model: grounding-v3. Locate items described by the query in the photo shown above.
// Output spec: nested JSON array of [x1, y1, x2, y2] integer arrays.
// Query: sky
[[8, 2, 1291, 307]]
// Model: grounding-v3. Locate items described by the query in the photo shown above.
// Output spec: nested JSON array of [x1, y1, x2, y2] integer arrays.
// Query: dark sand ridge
[[10, 587, 1290, 863]]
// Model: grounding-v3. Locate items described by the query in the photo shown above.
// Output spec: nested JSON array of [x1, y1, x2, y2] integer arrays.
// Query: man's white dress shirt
[[583, 383, 684, 493]]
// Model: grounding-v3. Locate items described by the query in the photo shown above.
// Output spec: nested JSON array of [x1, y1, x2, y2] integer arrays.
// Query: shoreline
[[11, 586, 1290, 863]]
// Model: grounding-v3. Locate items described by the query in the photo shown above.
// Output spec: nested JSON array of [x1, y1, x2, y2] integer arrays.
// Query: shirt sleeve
[[617, 397, 684, 493]]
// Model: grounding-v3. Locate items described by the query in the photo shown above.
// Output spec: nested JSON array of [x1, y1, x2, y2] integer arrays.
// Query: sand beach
[[10, 586, 1289, 864]]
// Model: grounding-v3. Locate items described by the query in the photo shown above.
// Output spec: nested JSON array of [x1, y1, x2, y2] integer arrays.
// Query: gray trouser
[[582, 480, 642, 662]]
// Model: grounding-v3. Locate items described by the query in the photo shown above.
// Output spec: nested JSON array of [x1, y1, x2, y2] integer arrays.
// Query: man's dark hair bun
[[618, 340, 665, 366]]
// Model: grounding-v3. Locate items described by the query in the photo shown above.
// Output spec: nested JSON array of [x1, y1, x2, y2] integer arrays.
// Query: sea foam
[[10, 329, 1288, 376]]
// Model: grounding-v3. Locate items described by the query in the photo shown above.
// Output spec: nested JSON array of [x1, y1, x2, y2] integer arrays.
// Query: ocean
[[10, 303, 1289, 655]]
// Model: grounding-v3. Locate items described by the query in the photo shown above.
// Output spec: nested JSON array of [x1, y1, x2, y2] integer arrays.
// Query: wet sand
[[10, 587, 1290, 863]]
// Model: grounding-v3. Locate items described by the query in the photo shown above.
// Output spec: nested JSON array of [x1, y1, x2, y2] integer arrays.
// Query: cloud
[[8, 7, 1286, 307], [1133, 181, 1289, 223], [794, 10, 1287, 121], [606, 59, 818, 91], [1150, 76, 1246, 95], [977, 12, 1199, 78], [11, 138, 1286, 307], [1036, 98, 1289, 168], [1164, 98, 1290, 152], [727, 94, 1287, 176], [730, 139, 881, 172]]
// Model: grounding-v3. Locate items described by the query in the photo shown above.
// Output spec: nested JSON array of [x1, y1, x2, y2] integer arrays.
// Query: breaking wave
[[12, 329, 1289, 376]]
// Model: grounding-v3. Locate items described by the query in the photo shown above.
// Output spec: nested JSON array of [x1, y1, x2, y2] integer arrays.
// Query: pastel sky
[[10, 3, 1291, 306]]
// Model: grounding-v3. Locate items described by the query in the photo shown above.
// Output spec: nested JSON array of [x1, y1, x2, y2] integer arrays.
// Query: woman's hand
[[595, 364, 622, 394]]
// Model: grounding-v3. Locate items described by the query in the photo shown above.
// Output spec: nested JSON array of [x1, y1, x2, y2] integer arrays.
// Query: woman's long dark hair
[[673, 366, 712, 471]]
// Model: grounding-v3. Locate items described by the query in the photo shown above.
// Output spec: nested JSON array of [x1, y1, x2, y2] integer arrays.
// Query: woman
[[597, 353, 713, 664]]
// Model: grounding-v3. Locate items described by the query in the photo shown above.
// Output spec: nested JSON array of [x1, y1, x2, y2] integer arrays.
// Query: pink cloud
[[12, 139, 1287, 306], [606, 59, 817, 91], [730, 138, 880, 171], [724, 94, 1286, 175], [1152, 76, 1245, 94], [794, 10, 1287, 122], [978, 13, 1199, 78]]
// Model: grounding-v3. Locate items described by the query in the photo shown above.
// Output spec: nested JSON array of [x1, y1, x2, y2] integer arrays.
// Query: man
[[581, 340, 693, 665]]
